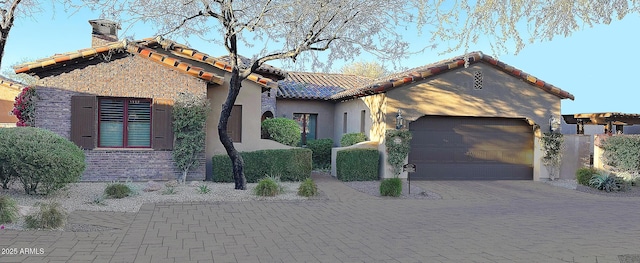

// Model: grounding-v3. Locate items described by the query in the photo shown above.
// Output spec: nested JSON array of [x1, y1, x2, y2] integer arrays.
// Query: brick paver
[[2, 174, 640, 262]]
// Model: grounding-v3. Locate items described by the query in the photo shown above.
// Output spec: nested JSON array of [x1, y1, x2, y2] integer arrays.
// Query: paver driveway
[[2, 174, 640, 263]]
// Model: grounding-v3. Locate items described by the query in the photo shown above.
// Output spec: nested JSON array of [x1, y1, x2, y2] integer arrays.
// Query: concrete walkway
[[2, 175, 640, 262]]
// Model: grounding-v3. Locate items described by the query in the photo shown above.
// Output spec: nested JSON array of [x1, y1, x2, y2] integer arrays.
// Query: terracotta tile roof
[[13, 37, 279, 88], [330, 51, 575, 101], [217, 55, 288, 80], [277, 72, 372, 100], [0, 76, 24, 91], [149, 37, 278, 88]]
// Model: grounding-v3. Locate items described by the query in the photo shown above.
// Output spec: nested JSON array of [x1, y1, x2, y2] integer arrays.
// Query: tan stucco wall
[[276, 99, 336, 142], [385, 63, 561, 131], [0, 86, 20, 125], [333, 98, 378, 146], [206, 73, 292, 178], [339, 62, 563, 180]]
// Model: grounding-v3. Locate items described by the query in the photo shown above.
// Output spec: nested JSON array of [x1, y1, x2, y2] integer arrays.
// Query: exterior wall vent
[[473, 70, 483, 90]]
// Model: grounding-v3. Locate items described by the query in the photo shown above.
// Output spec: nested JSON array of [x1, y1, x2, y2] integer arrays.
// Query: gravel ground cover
[[344, 181, 441, 199]]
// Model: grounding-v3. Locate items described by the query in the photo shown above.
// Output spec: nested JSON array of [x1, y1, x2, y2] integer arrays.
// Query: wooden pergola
[[563, 113, 640, 134]]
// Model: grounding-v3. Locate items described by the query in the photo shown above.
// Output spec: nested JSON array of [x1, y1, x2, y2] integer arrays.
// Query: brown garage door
[[408, 116, 533, 180]]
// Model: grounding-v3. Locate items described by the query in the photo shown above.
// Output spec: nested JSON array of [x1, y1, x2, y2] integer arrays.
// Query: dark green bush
[[104, 183, 132, 199], [213, 148, 312, 183], [380, 178, 402, 197], [600, 135, 640, 173], [0, 127, 86, 195], [253, 176, 284, 197], [261, 118, 301, 146], [297, 178, 318, 197], [340, 132, 367, 147], [336, 148, 379, 181], [306, 138, 333, 169], [576, 167, 598, 186], [0, 195, 19, 224], [24, 202, 67, 229]]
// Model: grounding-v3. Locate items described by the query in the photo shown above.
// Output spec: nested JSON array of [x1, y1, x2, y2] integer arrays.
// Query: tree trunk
[[0, 28, 9, 68], [218, 68, 247, 190]]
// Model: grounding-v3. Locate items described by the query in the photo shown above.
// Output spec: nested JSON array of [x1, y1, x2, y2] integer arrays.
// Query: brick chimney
[[89, 19, 120, 47]]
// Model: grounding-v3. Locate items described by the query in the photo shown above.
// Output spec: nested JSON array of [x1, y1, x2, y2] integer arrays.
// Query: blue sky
[[3, 4, 639, 115]]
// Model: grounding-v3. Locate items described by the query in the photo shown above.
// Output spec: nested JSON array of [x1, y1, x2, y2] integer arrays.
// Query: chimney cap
[[88, 19, 121, 35]]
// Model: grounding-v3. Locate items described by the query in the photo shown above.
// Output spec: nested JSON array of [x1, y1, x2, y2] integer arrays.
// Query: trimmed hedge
[[336, 148, 379, 181], [261, 118, 301, 146], [340, 132, 367, 147], [0, 127, 85, 195], [306, 138, 333, 168], [213, 148, 312, 183], [380, 178, 402, 197]]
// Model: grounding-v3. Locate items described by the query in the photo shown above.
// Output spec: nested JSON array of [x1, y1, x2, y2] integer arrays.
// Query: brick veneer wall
[[34, 54, 208, 181]]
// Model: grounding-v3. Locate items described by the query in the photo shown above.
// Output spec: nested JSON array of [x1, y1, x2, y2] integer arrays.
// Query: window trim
[[343, 112, 348, 134], [97, 97, 153, 148], [293, 113, 318, 145]]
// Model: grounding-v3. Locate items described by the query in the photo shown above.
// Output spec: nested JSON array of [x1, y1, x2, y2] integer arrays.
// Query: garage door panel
[[408, 116, 533, 180]]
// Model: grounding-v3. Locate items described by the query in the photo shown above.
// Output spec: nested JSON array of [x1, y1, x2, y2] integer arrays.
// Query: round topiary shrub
[[261, 117, 301, 146], [104, 183, 133, 199], [297, 178, 318, 197], [340, 132, 367, 147], [0, 127, 86, 195]]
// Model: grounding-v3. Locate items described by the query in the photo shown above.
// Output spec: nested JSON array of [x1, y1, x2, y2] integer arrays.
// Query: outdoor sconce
[[396, 109, 404, 130], [549, 115, 561, 133]]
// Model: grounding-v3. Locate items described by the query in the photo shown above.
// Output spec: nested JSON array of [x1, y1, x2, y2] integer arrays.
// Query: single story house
[[14, 19, 575, 182], [274, 53, 575, 181], [0, 77, 22, 128], [14, 19, 292, 181]]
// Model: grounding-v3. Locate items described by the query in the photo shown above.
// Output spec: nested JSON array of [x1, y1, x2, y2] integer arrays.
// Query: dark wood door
[[408, 116, 533, 180]]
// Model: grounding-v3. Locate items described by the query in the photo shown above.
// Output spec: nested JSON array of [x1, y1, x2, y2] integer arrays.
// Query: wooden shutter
[[152, 98, 174, 150], [227, 105, 242, 142], [71, 96, 97, 149]]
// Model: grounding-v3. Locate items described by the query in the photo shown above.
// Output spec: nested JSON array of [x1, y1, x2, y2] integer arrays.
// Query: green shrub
[[261, 118, 301, 146], [600, 135, 640, 173], [104, 183, 132, 199], [380, 178, 402, 197], [576, 167, 598, 186], [0, 195, 19, 224], [213, 148, 312, 183], [254, 176, 284, 197], [297, 178, 318, 197], [24, 202, 67, 230], [588, 173, 624, 192], [306, 138, 333, 169], [336, 148, 379, 181], [340, 132, 367, 147], [0, 127, 86, 195], [197, 185, 211, 194]]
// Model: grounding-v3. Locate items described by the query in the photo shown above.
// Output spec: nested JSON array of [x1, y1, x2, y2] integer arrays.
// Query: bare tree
[[71, 0, 639, 190], [340, 61, 390, 79], [0, 0, 42, 68]]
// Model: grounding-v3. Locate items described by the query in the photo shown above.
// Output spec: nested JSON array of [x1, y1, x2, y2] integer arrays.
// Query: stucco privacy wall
[[33, 55, 207, 181], [276, 99, 335, 143], [381, 63, 561, 180], [206, 74, 292, 179]]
